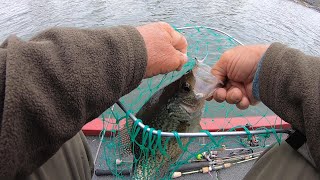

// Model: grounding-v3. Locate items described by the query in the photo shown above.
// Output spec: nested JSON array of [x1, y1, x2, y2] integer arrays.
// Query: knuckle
[[182, 36, 188, 46], [158, 22, 172, 31], [222, 49, 233, 60]]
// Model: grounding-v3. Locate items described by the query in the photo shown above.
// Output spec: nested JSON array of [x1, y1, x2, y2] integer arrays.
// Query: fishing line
[[94, 104, 115, 165]]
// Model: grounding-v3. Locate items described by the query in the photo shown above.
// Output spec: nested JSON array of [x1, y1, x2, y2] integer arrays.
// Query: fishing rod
[[95, 156, 258, 177], [95, 151, 262, 176], [94, 105, 115, 165], [172, 156, 259, 178]]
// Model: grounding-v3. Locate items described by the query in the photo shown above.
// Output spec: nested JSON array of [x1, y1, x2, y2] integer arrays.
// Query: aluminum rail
[[116, 101, 292, 138], [175, 26, 244, 46]]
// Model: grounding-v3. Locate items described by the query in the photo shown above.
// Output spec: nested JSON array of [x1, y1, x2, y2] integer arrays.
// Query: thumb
[[159, 22, 188, 54], [165, 50, 188, 73], [211, 58, 228, 82], [170, 30, 188, 54]]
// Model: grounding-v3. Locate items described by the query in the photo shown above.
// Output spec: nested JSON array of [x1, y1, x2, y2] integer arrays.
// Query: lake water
[[0, 0, 319, 118], [0, 0, 319, 56]]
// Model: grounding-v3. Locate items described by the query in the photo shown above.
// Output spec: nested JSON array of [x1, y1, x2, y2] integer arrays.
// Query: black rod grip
[[95, 169, 131, 176]]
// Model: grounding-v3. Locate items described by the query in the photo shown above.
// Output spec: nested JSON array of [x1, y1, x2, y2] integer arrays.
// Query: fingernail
[[239, 101, 243, 107], [231, 94, 240, 103], [183, 53, 188, 62]]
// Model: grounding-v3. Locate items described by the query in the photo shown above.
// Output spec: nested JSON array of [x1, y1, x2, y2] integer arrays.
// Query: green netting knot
[[120, 110, 135, 124], [257, 127, 282, 145], [260, 128, 271, 138], [141, 125, 150, 146], [173, 131, 188, 152], [271, 128, 282, 145], [101, 113, 105, 121], [156, 130, 169, 158], [148, 128, 157, 155], [111, 109, 122, 123], [131, 119, 142, 142], [228, 125, 252, 140], [201, 130, 219, 147]]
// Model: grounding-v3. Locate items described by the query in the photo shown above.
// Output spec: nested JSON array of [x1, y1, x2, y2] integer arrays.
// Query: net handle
[[116, 101, 292, 138]]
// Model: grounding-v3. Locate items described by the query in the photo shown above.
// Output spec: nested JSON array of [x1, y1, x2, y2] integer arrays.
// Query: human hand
[[137, 22, 188, 78], [209, 45, 269, 109]]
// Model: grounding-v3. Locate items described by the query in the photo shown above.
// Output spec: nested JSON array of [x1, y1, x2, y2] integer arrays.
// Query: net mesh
[[94, 25, 289, 179]]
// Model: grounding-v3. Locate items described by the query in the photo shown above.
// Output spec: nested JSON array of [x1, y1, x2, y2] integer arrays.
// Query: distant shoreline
[[293, 0, 320, 11]]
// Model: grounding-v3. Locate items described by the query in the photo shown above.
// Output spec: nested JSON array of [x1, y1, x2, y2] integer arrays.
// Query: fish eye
[[182, 82, 191, 92]]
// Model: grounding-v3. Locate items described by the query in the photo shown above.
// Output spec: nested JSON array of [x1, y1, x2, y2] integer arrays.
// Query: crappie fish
[[132, 63, 220, 179]]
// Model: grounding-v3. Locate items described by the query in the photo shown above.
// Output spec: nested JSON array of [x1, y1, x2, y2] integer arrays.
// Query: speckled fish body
[[132, 70, 206, 179]]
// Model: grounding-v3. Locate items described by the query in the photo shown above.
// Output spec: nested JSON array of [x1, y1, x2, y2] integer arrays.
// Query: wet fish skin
[[132, 70, 206, 179]]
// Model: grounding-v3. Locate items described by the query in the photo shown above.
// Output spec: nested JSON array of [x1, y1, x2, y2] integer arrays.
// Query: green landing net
[[94, 25, 290, 179]]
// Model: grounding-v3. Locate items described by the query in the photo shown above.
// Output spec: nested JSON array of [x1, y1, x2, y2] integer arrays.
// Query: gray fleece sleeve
[[0, 26, 147, 178], [258, 42, 320, 170]]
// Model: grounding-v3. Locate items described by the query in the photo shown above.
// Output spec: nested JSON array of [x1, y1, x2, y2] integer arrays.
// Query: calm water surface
[[0, 0, 319, 56], [0, 0, 319, 117]]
